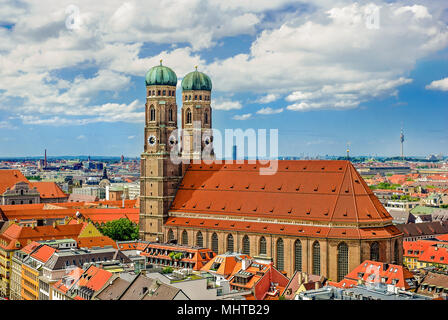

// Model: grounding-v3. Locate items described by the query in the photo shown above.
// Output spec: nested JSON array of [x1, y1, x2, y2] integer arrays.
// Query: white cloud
[[426, 77, 448, 91], [256, 107, 283, 115], [233, 113, 252, 120], [212, 98, 243, 111], [77, 135, 86, 140], [256, 93, 279, 103], [128, 135, 136, 139], [206, 3, 448, 110]]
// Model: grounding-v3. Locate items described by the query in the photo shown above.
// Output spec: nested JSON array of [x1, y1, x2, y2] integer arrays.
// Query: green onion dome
[[181, 67, 212, 91], [145, 60, 177, 86]]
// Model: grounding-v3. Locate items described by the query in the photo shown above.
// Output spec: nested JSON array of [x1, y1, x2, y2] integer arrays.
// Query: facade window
[[259, 237, 267, 255], [186, 108, 192, 124], [182, 230, 188, 245], [227, 234, 234, 252], [196, 231, 203, 247], [312, 241, 321, 275], [167, 229, 174, 242], [370, 242, 380, 261], [157, 90, 161, 96], [150, 106, 156, 121], [199, 95, 202, 100], [276, 238, 284, 271], [194, 95, 197, 100], [294, 240, 302, 272], [204, 111, 208, 124], [168, 108, 173, 122], [184, 95, 187, 101], [163, 90, 166, 96], [211, 233, 218, 253], [242, 235, 250, 255], [188, 95, 191, 100], [337, 242, 349, 282]]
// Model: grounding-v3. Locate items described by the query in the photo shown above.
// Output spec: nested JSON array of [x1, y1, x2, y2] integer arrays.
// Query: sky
[[0, 0, 447, 158]]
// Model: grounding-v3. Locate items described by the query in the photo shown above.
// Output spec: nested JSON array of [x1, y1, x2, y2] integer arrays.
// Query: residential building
[[297, 283, 430, 300], [329, 260, 417, 291], [201, 253, 289, 300], [281, 271, 327, 300], [396, 221, 448, 241]]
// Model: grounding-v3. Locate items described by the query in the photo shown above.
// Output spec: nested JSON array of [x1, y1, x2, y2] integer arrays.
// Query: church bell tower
[[139, 61, 183, 242]]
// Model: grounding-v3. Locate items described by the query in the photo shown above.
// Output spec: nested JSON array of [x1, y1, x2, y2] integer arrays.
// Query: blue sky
[[0, 0, 447, 158]]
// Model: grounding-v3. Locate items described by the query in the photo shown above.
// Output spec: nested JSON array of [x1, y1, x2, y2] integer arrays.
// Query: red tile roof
[[30, 245, 56, 263], [0, 170, 29, 194], [340, 260, 416, 290], [52, 267, 84, 294], [76, 265, 113, 291], [29, 182, 68, 199], [170, 161, 394, 228], [0, 223, 85, 250], [77, 236, 117, 249], [166, 216, 401, 240]]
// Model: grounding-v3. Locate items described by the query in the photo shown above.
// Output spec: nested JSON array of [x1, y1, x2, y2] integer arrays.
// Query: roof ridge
[[328, 161, 350, 224], [348, 163, 361, 237]]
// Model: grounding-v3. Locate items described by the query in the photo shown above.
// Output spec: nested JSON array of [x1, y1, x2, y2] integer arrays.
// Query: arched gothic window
[[150, 106, 155, 121], [204, 111, 208, 124], [196, 231, 203, 247], [186, 108, 192, 124], [259, 237, 267, 255], [168, 108, 173, 122], [276, 238, 284, 271], [227, 234, 234, 252], [337, 242, 349, 282], [211, 233, 218, 253], [242, 235, 250, 255], [182, 230, 188, 245], [312, 241, 321, 275], [167, 229, 174, 242], [294, 240, 302, 272], [370, 242, 380, 261]]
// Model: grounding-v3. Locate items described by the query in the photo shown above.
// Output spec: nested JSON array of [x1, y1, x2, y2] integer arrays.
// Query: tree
[[97, 218, 139, 241]]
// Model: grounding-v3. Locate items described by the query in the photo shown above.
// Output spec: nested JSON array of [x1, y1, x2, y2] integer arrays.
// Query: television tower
[[400, 128, 404, 161], [44, 149, 47, 168], [346, 142, 350, 161]]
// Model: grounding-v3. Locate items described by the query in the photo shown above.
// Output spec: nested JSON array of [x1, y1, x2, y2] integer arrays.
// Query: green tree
[[97, 218, 139, 241]]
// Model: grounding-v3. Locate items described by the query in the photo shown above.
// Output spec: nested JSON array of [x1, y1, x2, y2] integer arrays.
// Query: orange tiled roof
[[170, 161, 393, 226], [166, 216, 401, 240], [52, 267, 84, 294], [419, 245, 448, 264], [0, 223, 84, 250], [76, 265, 113, 291], [77, 236, 117, 249], [30, 182, 68, 199], [342, 260, 416, 290], [30, 245, 56, 263], [0, 170, 29, 194]]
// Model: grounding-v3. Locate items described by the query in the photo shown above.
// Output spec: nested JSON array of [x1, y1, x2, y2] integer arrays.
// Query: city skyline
[[0, 1, 447, 158]]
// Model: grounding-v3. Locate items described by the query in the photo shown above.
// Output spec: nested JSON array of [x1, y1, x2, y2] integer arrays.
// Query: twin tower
[[139, 61, 213, 241]]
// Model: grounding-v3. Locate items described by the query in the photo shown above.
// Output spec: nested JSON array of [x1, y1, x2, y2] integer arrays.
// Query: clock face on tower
[[148, 135, 156, 146]]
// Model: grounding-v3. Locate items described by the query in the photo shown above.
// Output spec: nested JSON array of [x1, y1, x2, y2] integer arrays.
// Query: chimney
[[304, 273, 309, 284], [315, 281, 320, 290], [242, 258, 252, 271], [298, 272, 303, 285]]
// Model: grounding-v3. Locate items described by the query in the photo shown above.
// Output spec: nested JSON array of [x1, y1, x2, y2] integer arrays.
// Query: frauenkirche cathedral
[[139, 62, 403, 281]]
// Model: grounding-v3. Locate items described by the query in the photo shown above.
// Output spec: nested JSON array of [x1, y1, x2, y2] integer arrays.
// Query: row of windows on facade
[[149, 89, 176, 97], [148, 107, 209, 124], [148, 89, 210, 102], [168, 229, 400, 282]]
